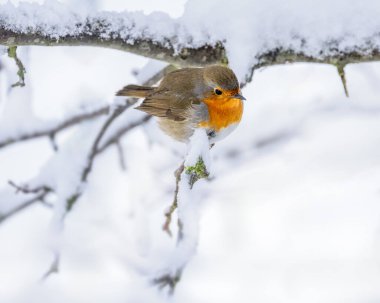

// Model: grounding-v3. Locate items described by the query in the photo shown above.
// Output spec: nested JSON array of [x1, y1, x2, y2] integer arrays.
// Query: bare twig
[[41, 253, 60, 280], [8, 180, 51, 194], [336, 63, 349, 97], [115, 141, 126, 171], [152, 269, 183, 295], [163, 162, 184, 236], [7, 45, 26, 87]]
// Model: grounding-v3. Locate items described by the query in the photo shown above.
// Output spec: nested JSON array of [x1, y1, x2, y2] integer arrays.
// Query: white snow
[[2, 0, 380, 80], [0, 1, 380, 303], [169, 129, 210, 272]]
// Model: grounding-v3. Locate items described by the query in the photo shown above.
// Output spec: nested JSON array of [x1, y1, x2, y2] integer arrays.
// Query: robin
[[116, 65, 246, 143]]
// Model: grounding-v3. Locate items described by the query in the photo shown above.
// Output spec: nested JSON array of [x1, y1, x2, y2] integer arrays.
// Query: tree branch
[[163, 162, 184, 236], [246, 46, 380, 84], [0, 4, 225, 67], [2, 3, 380, 81], [0, 182, 51, 224], [155, 130, 210, 293], [0, 63, 176, 151], [0, 106, 109, 149], [7, 45, 26, 87]]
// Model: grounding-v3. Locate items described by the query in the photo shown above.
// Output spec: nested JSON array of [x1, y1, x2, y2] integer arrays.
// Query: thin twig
[[163, 162, 184, 236], [0, 106, 109, 149], [7, 46, 26, 87], [81, 105, 130, 183], [40, 253, 60, 281], [152, 269, 183, 295], [115, 140, 127, 171], [0, 65, 174, 151], [0, 190, 50, 224], [8, 180, 51, 194], [96, 115, 152, 154], [336, 63, 349, 97]]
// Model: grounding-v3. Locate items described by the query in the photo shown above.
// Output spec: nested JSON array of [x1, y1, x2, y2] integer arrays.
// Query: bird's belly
[[208, 122, 239, 143], [158, 118, 193, 142]]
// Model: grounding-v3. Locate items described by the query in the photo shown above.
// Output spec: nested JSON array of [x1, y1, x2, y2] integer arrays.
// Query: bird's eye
[[214, 88, 222, 95]]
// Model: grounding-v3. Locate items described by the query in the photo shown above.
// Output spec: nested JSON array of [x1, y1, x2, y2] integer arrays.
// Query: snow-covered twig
[[0, 64, 174, 151], [37, 66, 173, 278], [0, 184, 51, 224], [0, 111, 152, 228], [155, 129, 211, 293], [0, 106, 108, 149], [163, 147, 210, 236], [96, 115, 151, 153]]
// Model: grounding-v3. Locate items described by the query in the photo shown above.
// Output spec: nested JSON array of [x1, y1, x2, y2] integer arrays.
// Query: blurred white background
[[1, 1, 380, 302]]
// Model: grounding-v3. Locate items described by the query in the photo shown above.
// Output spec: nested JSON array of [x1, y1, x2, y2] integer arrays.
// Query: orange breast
[[199, 96, 243, 131]]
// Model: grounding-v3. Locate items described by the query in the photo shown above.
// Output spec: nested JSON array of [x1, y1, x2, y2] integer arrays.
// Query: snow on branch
[[2, 2, 380, 84], [0, 64, 172, 151], [155, 129, 211, 293], [0, 61, 173, 229], [0, 106, 108, 149], [0, 182, 52, 224], [0, 2, 225, 67]]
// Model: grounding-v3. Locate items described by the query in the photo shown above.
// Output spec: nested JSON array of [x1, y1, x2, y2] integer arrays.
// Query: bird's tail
[[116, 84, 155, 98]]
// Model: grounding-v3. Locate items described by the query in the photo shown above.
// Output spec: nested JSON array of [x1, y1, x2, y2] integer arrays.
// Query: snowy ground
[[1, 1, 380, 303]]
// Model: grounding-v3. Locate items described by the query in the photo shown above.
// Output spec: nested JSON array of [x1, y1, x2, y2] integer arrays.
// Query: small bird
[[116, 65, 246, 143]]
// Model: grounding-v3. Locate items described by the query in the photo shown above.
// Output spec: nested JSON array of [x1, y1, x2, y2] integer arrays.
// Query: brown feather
[[133, 68, 204, 121], [116, 84, 155, 97]]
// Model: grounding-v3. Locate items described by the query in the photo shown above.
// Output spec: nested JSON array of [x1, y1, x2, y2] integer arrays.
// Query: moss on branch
[[7, 46, 26, 87], [185, 157, 209, 189]]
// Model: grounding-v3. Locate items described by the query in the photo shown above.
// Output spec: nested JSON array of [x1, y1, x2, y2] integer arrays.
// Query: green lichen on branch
[[66, 193, 80, 212], [336, 63, 349, 97], [185, 157, 209, 189], [7, 46, 26, 87]]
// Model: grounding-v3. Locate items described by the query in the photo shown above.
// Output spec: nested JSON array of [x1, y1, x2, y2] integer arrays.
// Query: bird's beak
[[233, 93, 246, 101]]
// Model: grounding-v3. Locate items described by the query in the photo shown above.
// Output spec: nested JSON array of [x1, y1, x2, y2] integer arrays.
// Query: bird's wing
[[136, 68, 204, 121], [136, 89, 199, 121]]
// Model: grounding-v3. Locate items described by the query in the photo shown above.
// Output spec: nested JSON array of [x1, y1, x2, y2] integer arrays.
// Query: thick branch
[[0, 4, 225, 66], [2, 4, 380, 77]]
